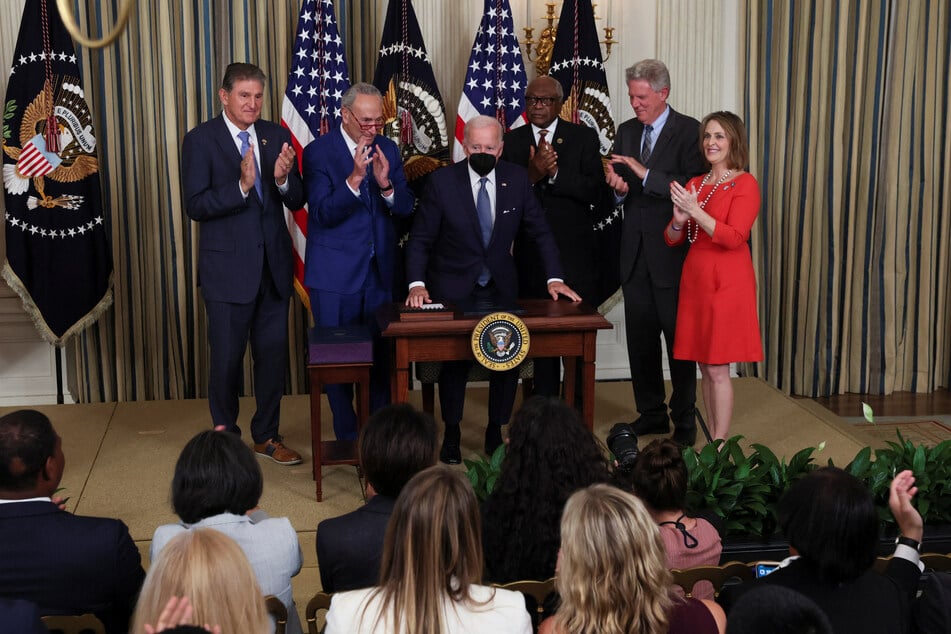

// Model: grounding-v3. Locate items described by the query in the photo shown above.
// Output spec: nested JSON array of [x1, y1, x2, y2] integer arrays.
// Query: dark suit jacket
[[615, 107, 706, 288], [503, 120, 605, 301], [0, 501, 146, 634], [720, 557, 921, 634], [182, 115, 305, 303], [406, 160, 563, 301], [302, 128, 415, 295], [315, 495, 395, 593]]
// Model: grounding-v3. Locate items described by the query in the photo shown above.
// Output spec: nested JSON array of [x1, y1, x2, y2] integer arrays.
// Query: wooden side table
[[307, 327, 373, 501]]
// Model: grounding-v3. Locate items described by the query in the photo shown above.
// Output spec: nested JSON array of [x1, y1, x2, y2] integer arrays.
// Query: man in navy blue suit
[[0, 410, 145, 633], [182, 63, 305, 464], [406, 116, 581, 463], [302, 83, 415, 440]]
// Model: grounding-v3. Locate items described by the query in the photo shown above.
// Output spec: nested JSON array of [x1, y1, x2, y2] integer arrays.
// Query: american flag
[[281, 0, 351, 305], [452, 0, 528, 163]]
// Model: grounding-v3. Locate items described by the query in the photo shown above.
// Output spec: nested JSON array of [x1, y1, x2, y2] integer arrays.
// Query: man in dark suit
[[302, 83, 415, 440], [182, 63, 305, 464], [607, 59, 707, 446], [503, 75, 605, 400], [0, 410, 145, 633], [316, 403, 436, 592], [406, 115, 581, 463]]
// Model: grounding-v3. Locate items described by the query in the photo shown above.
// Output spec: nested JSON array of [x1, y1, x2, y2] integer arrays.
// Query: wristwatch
[[895, 535, 921, 552]]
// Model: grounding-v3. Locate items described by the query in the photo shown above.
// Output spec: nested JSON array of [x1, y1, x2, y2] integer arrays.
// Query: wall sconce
[[522, 2, 617, 76]]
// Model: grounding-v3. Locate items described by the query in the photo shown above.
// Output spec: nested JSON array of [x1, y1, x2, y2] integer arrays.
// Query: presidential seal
[[471, 312, 530, 371]]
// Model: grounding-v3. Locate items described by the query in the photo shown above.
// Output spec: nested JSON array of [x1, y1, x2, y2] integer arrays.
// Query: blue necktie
[[641, 124, 653, 164], [476, 176, 492, 285], [238, 130, 262, 200]]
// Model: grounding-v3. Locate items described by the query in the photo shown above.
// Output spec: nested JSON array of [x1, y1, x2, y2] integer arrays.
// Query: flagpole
[[54, 346, 64, 404]]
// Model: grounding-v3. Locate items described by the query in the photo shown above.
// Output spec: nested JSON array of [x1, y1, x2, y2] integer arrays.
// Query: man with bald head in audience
[[0, 409, 145, 633]]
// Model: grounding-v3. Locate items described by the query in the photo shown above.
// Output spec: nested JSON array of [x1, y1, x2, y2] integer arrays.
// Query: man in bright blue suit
[[406, 116, 581, 463], [302, 83, 415, 440], [182, 63, 305, 465]]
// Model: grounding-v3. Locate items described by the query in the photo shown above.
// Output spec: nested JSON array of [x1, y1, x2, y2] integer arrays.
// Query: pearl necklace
[[688, 169, 733, 243]]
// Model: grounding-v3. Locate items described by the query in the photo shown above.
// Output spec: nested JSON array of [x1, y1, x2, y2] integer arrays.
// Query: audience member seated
[[317, 403, 437, 593], [150, 430, 303, 634], [324, 465, 532, 633], [719, 468, 922, 634], [482, 396, 610, 583], [726, 585, 833, 634], [539, 484, 726, 634], [132, 528, 269, 633], [630, 438, 722, 598], [0, 409, 145, 633]]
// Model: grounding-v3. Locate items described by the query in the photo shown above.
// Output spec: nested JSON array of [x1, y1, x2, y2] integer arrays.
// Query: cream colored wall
[[0, 0, 739, 402]]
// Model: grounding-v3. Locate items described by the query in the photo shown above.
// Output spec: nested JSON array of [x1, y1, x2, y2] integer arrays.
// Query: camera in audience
[[607, 422, 639, 473]]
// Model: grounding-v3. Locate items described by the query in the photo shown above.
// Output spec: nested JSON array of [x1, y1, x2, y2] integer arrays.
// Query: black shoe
[[631, 417, 670, 436], [440, 425, 462, 464], [484, 424, 503, 456], [672, 426, 697, 447]]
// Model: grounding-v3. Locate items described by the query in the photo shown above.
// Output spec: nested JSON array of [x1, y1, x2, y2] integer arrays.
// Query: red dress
[[667, 172, 763, 364]]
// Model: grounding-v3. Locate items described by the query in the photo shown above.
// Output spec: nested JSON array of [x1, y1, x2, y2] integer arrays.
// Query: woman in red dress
[[666, 112, 762, 441]]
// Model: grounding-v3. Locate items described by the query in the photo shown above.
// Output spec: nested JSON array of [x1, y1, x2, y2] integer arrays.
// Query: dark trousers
[[205, 264, 288, 444], [309, 260, 391, 440], [622, 250, 696, 431]]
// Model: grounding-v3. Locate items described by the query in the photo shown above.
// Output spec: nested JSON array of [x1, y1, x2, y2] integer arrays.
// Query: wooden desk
[[378, 300, 612, 428]]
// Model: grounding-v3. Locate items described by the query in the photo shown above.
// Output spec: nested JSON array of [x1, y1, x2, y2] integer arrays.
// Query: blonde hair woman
[[324, 465, 531, 633], [131, 528, 269, 634], [540, 484, 725, 634]]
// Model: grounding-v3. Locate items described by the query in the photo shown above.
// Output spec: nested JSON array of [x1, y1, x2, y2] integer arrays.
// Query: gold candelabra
[[522, 2, 618, 76]]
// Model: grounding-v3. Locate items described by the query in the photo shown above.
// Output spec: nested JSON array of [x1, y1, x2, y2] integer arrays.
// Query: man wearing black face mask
[[406, 116, 581, 464]]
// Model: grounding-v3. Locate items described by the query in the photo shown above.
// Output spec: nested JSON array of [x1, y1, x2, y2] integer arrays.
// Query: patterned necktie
[[238, 130, 262, 200], [538, 128, 548, 146], [641, 124, 653, 164], [476, 176, 492, 285]]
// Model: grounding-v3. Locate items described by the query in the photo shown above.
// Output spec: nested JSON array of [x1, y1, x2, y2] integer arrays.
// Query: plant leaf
[[862, 402, 875, 423]]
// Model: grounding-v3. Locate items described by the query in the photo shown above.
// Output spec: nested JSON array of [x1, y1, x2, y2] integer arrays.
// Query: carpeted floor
[[0, 377, 872, 626]]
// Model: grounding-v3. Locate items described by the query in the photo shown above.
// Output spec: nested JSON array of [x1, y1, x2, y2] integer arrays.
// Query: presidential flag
[[372, 0, 449, 181], [2, 0, 112, 344], [281, 0, 351, 306], [372, 0, 448, 298], [548, 0, 620, 308], [452, 0, 528, 163]]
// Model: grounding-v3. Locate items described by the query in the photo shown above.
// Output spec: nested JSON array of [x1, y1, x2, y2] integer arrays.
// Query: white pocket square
[[502, 207, 515, 214]]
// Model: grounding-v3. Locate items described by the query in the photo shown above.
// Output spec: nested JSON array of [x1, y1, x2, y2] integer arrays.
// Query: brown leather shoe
[[253, 438, 302, 465]]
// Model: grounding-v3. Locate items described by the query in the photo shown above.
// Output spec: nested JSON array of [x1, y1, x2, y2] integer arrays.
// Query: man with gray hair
[[606, 59, 706, 446], [406, 115, 580, 463], [302, 82, 415, 441]]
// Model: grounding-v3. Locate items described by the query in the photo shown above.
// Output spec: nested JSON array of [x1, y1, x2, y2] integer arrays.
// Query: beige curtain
[[66, 0, 310, 401], [742, 1, 951, 396]]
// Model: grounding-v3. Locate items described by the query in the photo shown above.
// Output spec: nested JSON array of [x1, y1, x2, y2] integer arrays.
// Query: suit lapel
[[648, 109, 678, 166], [456, 162, 485, 249]]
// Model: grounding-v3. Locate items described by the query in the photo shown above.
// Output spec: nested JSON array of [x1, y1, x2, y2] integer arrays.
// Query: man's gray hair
[[464, 115, 503, 143], [342, 82, 382, 109], [625, 59, 671, 93]]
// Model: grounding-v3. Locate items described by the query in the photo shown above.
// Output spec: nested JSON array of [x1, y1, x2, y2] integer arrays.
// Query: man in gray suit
[[607, 59, 707, 446]]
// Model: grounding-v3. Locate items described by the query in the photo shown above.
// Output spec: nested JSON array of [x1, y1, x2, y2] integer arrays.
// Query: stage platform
[[0, 377, 870, 625]]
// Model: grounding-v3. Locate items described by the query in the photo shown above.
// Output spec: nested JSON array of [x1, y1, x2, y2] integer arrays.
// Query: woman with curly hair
[[540, 484, 725, 634], [324, 465, 531, 633], [482, 396, 611, 583]]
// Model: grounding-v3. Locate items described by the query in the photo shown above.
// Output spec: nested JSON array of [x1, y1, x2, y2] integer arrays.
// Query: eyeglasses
[[525, 96, 558, 106], [345, 107, 385, 129]]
